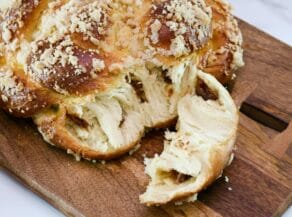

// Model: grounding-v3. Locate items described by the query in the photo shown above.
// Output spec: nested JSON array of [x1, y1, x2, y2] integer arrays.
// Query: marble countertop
[[230, 0, 292, 45], [0, 0, 291, 216]]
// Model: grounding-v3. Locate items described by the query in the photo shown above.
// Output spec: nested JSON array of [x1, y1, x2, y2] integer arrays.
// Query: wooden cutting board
[[0, 20, 291, 217]]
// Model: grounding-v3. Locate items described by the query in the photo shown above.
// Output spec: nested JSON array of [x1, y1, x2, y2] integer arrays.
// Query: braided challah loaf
[[0, 0, 243, 205]]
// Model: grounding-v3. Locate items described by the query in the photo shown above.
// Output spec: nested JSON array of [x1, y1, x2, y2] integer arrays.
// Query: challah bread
[[140, 68, 238, 205], [0, 0, 243, 205]]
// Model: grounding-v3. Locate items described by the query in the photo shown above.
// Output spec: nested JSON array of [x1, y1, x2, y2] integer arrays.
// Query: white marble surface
[[229, 0, 292, 45], [0, 0, 291, 216]]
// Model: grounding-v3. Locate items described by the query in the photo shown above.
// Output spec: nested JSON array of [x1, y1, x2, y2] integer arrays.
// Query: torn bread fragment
[[140, 69, 238, 205]]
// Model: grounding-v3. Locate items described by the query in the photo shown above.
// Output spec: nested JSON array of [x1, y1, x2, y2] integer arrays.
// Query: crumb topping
[[150, 19, 162, 44], [0, 69, 24, 101], [146, 0, 212, 57], [68, 1, 110, 44], [28, 36, 85, 79], [27, 36, 106, 95], [0, 0, 40, 43]]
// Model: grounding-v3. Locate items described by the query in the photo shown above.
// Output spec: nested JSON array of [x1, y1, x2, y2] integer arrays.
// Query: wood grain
[[236, 20, 292, 124], [0, 20, 291, 217], [267, 122, 292, 158]]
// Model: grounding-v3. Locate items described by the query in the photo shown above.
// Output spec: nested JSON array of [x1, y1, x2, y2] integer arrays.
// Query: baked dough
[[140, 68, 238, 205], [199, 0, 244, 84], [0, 0, 243, 205]]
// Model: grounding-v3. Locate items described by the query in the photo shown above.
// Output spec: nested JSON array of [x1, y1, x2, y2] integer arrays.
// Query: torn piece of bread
[[140, 69, 238, 205]]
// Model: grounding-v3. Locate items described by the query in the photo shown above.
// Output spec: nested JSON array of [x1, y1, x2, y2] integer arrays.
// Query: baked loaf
[[0, 0, 243, 205]]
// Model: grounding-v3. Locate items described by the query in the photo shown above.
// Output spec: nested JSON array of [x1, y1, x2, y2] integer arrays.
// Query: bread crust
[[34, 106, 140, 160], [34, 105, 180, 160], [0, 68, 58, 117], [199, 0, 244, 84]]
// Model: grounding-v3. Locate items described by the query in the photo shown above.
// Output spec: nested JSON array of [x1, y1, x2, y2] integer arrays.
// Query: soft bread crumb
[[140, 68, 238, 205]]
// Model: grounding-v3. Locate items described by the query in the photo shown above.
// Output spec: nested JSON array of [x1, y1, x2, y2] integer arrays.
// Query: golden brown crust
[[0, 68, 58, 117], [34, 106, 145, 160], [145, 0, 212, 52], [27, 37, 119, 96], [0, 0, 40, 43], [198, 0, 243, 84], [35, 105, 180, 160]]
